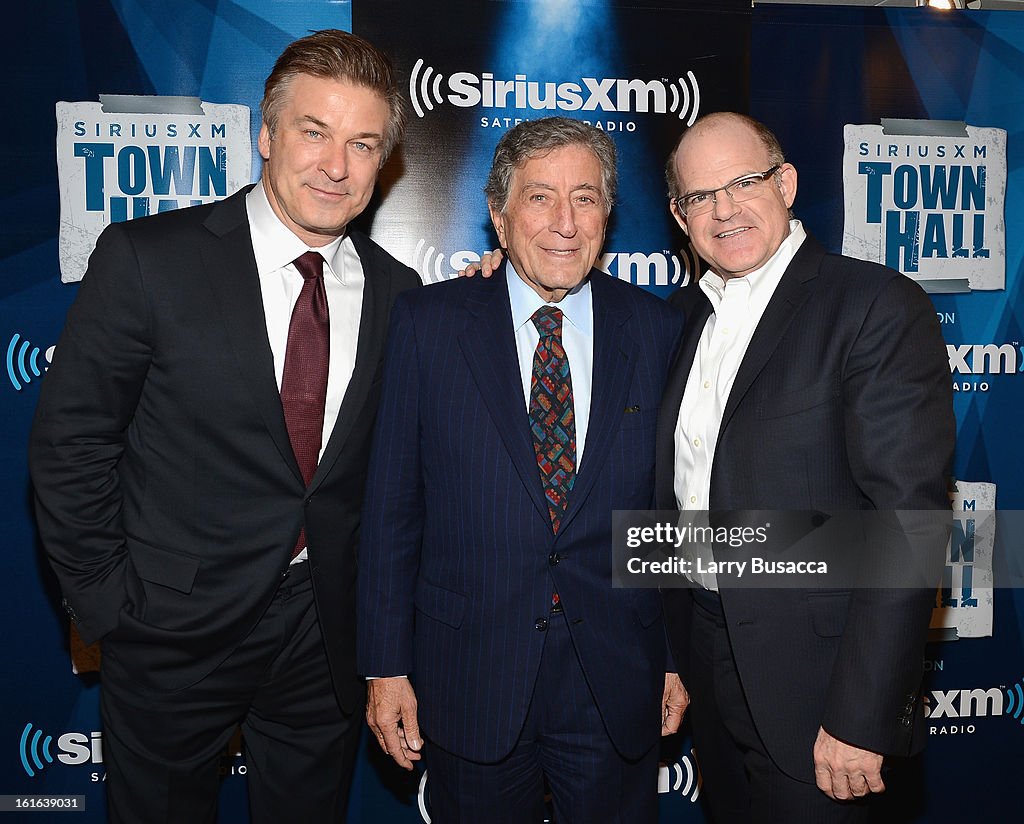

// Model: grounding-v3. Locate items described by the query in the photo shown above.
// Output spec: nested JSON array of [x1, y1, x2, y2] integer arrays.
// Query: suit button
[[535, 618, 548, 632], [549, 553, 560, 566]]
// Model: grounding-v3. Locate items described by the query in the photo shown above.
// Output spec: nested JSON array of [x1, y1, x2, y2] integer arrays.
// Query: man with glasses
[[658, 112, 954, 822]]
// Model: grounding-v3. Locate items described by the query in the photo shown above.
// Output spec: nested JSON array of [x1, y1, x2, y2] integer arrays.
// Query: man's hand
[[366, 677, 423, 770], [813, 726, 884, 800], [661, 672, 689, 735], [457, 248, 504, 278]]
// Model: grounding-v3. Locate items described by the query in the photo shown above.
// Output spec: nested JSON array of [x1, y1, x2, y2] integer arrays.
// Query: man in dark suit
[[29, 30, 419, 823], [357, 117, 687, 823], [658, 112, 954, 822]]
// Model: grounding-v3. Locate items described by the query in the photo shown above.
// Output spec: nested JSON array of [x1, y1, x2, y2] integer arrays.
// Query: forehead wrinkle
[[518, 181, 602, 193], [294, 114, 330, 130], [293, 114, 384, 142]]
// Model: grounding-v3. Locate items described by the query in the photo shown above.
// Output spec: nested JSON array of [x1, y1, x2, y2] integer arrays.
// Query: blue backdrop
[[3, 1, 1018, 821]]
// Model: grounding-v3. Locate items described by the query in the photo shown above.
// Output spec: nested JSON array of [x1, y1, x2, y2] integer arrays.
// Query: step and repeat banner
[[4, 0, 1019, 821]]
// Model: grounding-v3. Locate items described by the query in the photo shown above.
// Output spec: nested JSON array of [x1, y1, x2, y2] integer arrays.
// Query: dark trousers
[[688, 590, 870, 824], [425, 612, 659, 824], [100, 563, 360, 824]]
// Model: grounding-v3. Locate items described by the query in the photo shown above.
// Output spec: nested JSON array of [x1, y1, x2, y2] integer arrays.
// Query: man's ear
[[777, 163, 798, 210], [488, 201, 506, 248], [258, 122, 272, 162], [669, 199, 689, 236]]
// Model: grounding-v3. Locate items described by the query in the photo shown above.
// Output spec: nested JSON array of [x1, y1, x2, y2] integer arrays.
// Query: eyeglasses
[[672, 165, 781, 218]]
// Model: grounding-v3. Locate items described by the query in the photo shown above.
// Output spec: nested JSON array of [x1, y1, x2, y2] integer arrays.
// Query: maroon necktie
[[281, 251, 330, 559]]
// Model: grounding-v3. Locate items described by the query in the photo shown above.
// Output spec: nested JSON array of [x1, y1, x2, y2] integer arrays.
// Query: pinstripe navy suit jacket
[[358, 264, 683, 763]]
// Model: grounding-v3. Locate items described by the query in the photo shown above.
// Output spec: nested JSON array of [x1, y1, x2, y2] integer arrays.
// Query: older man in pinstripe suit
[[357, 117, 686, 823]]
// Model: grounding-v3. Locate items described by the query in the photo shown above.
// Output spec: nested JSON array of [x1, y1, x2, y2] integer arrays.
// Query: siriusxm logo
[[19, 723, 103, 778], [411, 239, 697, 288], [410, 60, 701, 124], [947, 343, 1022, 375], [595, 249, 694, 288], [6, 334, 54, 391], [658, 750, 702, 803], [924, 677, 1024, 726]]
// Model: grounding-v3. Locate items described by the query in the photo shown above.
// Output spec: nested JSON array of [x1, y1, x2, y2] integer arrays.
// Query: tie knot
[[293, 251, 324, 281], [531, 305, 563, 339]]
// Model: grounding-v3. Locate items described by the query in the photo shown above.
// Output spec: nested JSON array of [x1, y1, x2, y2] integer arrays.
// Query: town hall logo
[[841, 122, 1006, 293], [55, 95, 251, 283]]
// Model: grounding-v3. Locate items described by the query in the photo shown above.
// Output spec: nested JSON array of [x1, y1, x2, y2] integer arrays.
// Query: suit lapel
[[308, 230, 388, 492], [655, 288, 712, 507], [458, 266, 551, 525], [662, 290, 713, 431], [557, 271, 634, 535], [718, 236, 824, 433], [202, 187, 303, 483]]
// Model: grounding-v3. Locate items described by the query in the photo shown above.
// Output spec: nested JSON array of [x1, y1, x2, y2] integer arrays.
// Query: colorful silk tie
[[281, 251, 330, 559], [529, 305, 576, 534]]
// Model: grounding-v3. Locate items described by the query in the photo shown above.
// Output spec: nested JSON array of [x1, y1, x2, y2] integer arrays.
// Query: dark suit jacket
[[357, 264, 683, 762], [657, 235, 954, 781], [29, 185, 420, 713]]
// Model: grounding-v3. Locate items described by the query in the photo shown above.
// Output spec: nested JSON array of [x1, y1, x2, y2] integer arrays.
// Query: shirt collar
[[506, 262, 593, 337], [699, 219, 806, 305], [246, 181, 348, 283]]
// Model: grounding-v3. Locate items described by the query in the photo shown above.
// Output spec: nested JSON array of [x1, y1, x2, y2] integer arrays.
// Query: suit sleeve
[[28, 224, 154, 644], [357, 293, 425, 678], [821, 273, 954, 754]]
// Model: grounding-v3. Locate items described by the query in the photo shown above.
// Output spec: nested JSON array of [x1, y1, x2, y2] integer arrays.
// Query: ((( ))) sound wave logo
[[7, 333, 54, 391], [19, 723, 54, 778], [1004, 676, 1024, 725], [659, 750, 702, 803]]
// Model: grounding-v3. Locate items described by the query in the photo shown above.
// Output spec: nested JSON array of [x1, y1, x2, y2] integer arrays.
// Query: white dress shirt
[[506, 264, 594, 467], [246, 182, 366, 559], [674, 220, 806, 589]]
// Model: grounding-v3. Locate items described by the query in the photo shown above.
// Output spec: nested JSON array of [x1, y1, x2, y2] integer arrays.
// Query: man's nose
[[710, 189, 739, 220], [550, 200, 578, 235], [320, 144, 349, 181]]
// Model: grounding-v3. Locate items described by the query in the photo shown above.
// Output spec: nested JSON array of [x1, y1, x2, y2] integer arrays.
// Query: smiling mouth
[[715, 227, 751, 239], [308, 185, 350, 198], [543, 248, 580, 256]]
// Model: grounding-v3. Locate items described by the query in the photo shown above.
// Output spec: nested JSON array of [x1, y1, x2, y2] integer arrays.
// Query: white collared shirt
[[506, 264, 594, 467], [246, 182, 366, 559], [673, 220, 806, 589]]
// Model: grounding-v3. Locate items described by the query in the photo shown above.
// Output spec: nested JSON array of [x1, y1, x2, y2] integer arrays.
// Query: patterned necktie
[[529, 306, 576, 534], [281, 251, 330, 558]]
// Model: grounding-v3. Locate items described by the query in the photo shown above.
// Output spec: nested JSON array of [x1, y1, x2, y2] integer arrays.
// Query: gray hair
[[485, 117, 617, 214], [665, 112, 786, 200], [261, 29, 406, 165]]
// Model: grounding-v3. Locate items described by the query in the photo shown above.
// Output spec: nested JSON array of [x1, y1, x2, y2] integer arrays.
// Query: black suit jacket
[[657, 235, 954, 780], [29, 186, 420, 712]]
